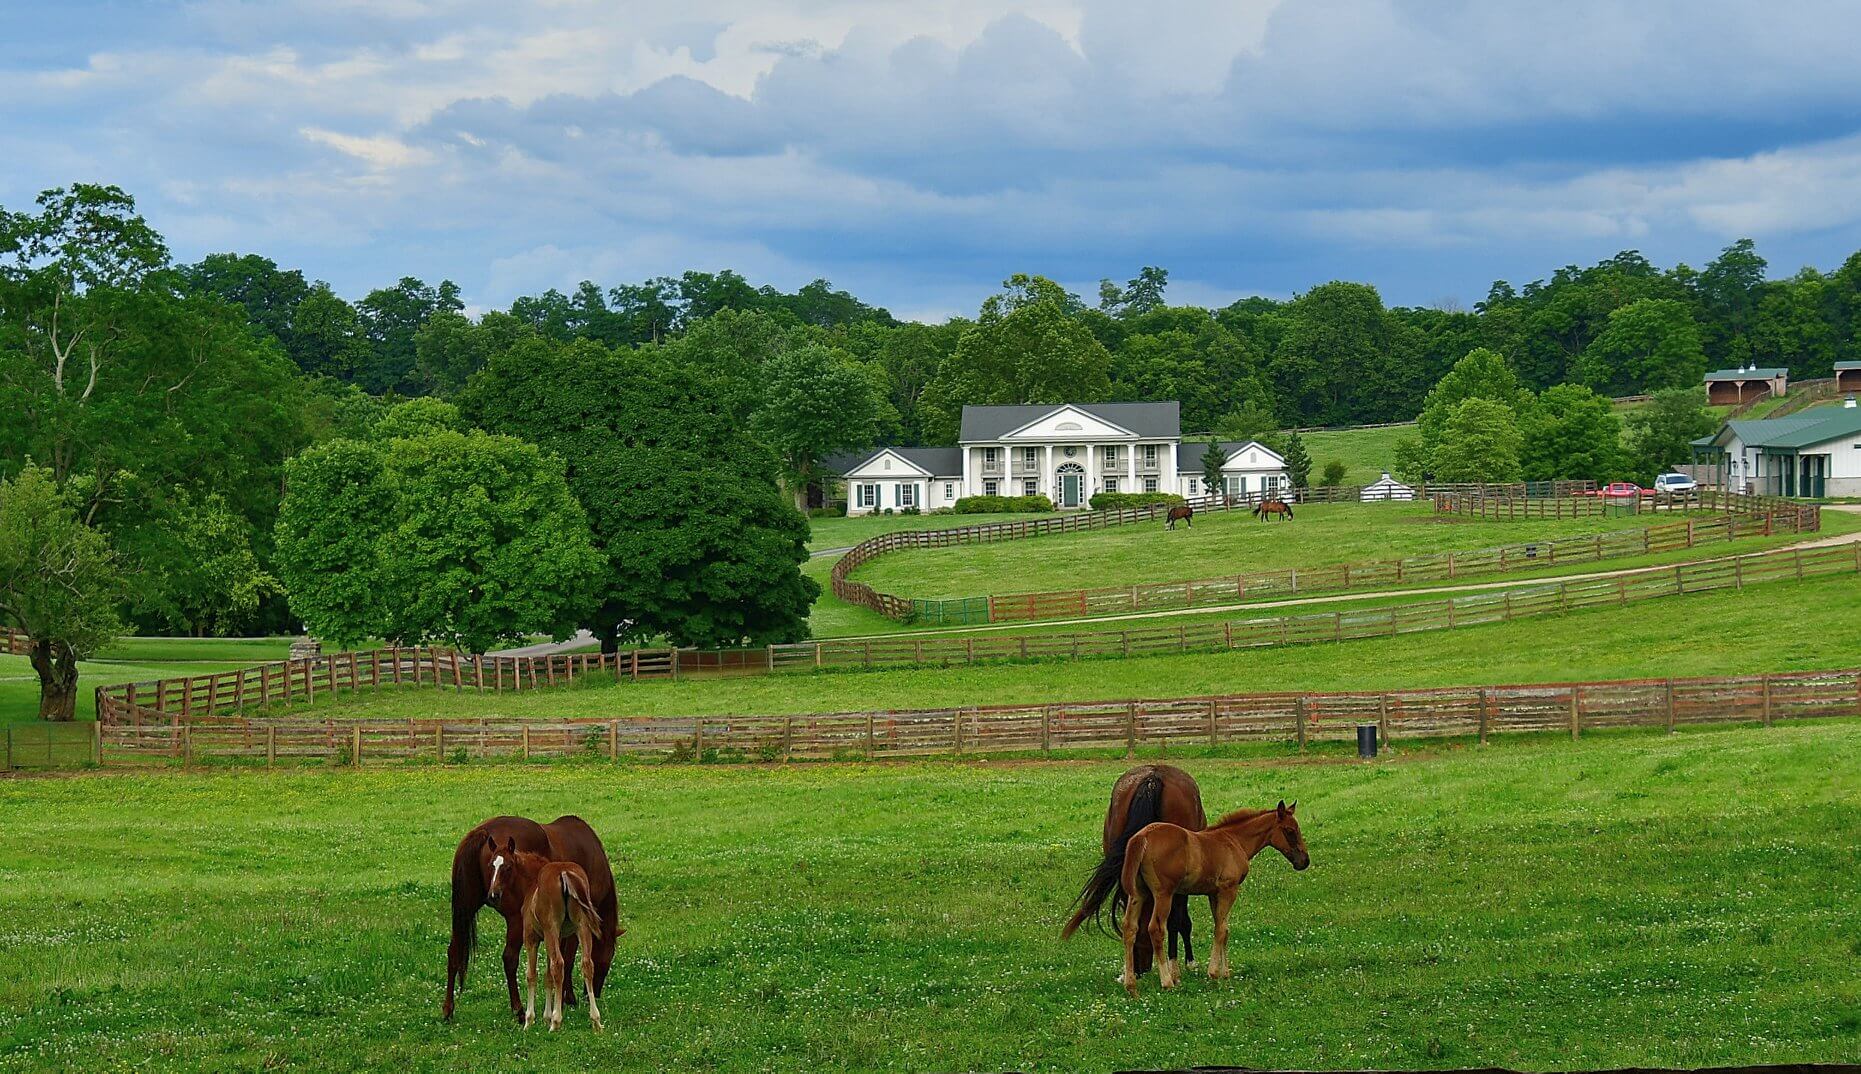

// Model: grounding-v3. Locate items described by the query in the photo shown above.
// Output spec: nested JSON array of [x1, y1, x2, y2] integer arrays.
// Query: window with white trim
[[1188, 477, 1200, 495], [1103, 476, 1119, 493], [1143, 444, 1158, 468], [1144, 476, 1158, 493], [1023, 479, 1038, 496], [855, 483, 878, 508], [983, 447, 999, 466], [1022, 447, 1037, 468], [897, 483, 917, 508], [1103, 446, 1118, 468], [983, 479, 999, 496], [944, 482, 955, 499]]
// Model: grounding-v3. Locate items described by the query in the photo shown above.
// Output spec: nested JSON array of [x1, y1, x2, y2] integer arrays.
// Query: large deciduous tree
[[1430, 399, 1523, 483], [462, 338, 819, 651], [274, 409, 600, 653], [0, 468, 124, 720], [1520, 383, 1626, 481], [1625, 387, 1716, 482], [1577, 299, 1707, 394], [918, 275, 1113, 443], [751, 343, 883, 508]]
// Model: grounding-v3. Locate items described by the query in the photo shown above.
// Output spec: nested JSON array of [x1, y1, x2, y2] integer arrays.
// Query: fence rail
[[88, 663, 1861, 768], [94, 539, 1861, 725], [1, 626, 29, 656], [833, 481, 1598, 623], [1433, 487, 1818, 529], [920, 504, 1793, 626]]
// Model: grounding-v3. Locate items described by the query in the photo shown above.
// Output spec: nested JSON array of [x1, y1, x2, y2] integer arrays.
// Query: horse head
[[483, 835, 520, 907], [1268, 800, 1310, 870]]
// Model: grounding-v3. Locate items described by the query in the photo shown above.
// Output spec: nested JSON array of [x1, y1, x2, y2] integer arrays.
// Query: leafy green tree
[[354, 276, 462, 394], [179, 253, 310, 346], [1577, 299, 1707, 394], [288, 283, 370, 378], [1320, 460, 1348, 488], [414, 310, 533, 396], [0, 467, 124, 720], [127, 490, 279, 637], [1625, 387, 1716, 482], [751, 344, 882, 508], [462, 338, 819, 650], [1431, 399, 1523, 482], [1097, 266, 1169, 317], [274, 426, 600, 653], [919, 276, 1112, 443], [1281, 431, 1313, 489], [1520, 383, 1626, 481], [1200, 437, 1227, 496], [1268, 281, 1421, 425]]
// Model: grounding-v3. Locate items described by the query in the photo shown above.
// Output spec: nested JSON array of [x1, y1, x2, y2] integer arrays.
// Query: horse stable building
[[826, 402, 1289, 515], [1691, 397, 1861, 498], [1703, 365, 1788, 406]]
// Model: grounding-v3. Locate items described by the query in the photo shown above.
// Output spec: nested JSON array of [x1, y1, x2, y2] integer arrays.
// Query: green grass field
[[805, 510, 1032, 552], [283, 571, 1861, 723], [2, 722, 1856, 1072], [1290, 423, 1415, 485], [848, 502, 1747, 601]]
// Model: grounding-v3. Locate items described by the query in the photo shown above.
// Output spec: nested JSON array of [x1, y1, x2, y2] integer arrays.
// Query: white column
[[1044, 444, 1053, 499], [1085, 443, 1098, 505]]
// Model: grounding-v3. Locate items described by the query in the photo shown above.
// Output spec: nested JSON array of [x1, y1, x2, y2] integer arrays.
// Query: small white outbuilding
[[1360, 472, 1415, 502]]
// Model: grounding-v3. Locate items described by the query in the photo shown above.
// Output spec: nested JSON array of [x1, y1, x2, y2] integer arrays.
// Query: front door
[[1059, 472, 1084, 508]]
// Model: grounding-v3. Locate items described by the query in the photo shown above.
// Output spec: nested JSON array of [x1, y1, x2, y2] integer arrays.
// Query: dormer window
[[883, 457, 892, 471]]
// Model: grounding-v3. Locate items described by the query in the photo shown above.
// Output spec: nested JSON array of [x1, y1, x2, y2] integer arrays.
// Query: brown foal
[[1118, 800, 1309, 997], [484, 838, 613, 1031]]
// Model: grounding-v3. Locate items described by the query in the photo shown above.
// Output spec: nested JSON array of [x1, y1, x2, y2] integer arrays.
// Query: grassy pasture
[[848, 502, 1760, 601], [805, 510, 1032, 552], [1, 722, 1856, 1072], [279, 571, 1861, 724], [1289, 423, 1415, 485]]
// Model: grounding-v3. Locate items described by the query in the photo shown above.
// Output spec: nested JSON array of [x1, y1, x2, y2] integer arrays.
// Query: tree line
[[3, 182, 1853, 716]]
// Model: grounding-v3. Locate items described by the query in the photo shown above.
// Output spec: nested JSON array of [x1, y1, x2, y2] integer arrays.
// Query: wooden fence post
[[1477, 688, 1490, 744], [1665, 678, 1677, 733], [1568, 686, 1581, 740], [352, 725, 362, 767], [1125, 703, 1137, 759], [522, 725, 532, 760], [1208, 699, 1219, 747], [1378, 693, 1391, 747], [953, 708, 964, 756], [866, 712, 877, 760], [91, 720, 102, 766], [1760, 674, 1772, 727], [1295, 695, 1308, 753], [267, 726, 276, 766]]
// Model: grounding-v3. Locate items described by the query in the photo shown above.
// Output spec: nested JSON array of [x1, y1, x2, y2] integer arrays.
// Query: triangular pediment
[[1221, 441, 1286, 471], [999, 405, 1137, 441], [843, 449, 933, 478]]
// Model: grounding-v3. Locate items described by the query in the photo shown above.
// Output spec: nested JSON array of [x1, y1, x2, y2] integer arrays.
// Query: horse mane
[[1207, 806, 1275, 830]]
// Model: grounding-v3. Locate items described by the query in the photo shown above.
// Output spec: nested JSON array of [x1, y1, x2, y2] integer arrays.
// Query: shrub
[[1089, 491, 1186, 511], [952, 494, 1054, 514], [1320, 461, 1348, 488]]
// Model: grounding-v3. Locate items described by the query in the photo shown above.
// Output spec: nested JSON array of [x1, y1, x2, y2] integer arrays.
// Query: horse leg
[[580, 921, 604, 1032], [547, 936, 565, 1031], [1132, 891, 1156, 975], [1147, 884, 1176, 988], [1119, 891, 1144, 997], [502, 917, 525, 1020], [559, 927, 579, 1008], [1171, 894, 1195, 969], [1209, 886, 1237, 980], [522, 939, 538, 1028]]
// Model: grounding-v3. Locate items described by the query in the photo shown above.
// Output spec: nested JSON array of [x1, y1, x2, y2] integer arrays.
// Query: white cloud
[[299, 128, 434, 169]]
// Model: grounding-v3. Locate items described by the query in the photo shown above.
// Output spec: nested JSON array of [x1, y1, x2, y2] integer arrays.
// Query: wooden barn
[[1703, 365, 1788, 406]]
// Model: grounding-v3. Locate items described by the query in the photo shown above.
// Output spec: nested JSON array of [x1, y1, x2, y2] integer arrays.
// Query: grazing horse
[[484, 839, 613, 1032], [1061, 765, 1207, 974], [1117, 801, 1309, 996], [1165, 504, 1194, 529], [445, 815, 619, 1022], [1252, 498, 1295, 521]]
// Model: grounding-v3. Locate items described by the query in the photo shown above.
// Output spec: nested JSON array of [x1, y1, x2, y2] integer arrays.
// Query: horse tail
[[563, 872, 602, 943], [447, 836, 482, 997], [1062, 772, 1164, 939]]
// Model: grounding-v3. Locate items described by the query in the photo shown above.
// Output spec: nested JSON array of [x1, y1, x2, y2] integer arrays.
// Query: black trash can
[[1356, 724, 1378, 759]]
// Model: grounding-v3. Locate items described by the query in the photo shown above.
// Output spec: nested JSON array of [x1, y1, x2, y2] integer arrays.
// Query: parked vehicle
[[1589, 481, 1647, 499], [1653, 473, 1698, 495]]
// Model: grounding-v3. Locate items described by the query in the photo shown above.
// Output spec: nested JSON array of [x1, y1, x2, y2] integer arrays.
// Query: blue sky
[[6, 1, 1861, 321]]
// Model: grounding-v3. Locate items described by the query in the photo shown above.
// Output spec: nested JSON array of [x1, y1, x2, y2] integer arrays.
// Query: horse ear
[[503, 836, 516, 853], [481, 833, 494, 853], [1276, 799, 1288, 819]]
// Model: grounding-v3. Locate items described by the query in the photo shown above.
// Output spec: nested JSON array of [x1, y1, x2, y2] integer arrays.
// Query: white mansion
[[828, 402, 1289, 515]]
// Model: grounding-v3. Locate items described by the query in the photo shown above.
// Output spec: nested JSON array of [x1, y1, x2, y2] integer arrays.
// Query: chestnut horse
[[484, 839, 612, 1032], [1165, 504, 1194, 529], [1118, 801, 1309, 996], [1252, 498, 1294, 521], [445, 815, 619, 1022], [1061, 765, 1206, 974]]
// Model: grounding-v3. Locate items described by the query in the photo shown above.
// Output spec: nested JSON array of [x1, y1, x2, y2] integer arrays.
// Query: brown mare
[[1061, 765, 1206, 974], [1165, 504, 1194, 529], [483, 839, 614, 1032], [1118, 801, 1308, 996], [1252, 498, 1295, 521], [445, 815, 619, 1022]]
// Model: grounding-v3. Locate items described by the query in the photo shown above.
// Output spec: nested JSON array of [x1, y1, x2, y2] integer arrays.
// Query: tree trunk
[[29, 640, 80, 722]]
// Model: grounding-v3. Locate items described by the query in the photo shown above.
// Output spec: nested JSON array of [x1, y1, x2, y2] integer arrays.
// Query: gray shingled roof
[[1178, 440, 1283, 473], [958, 402, 1180, 441], [823, 446, 964, 478]]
